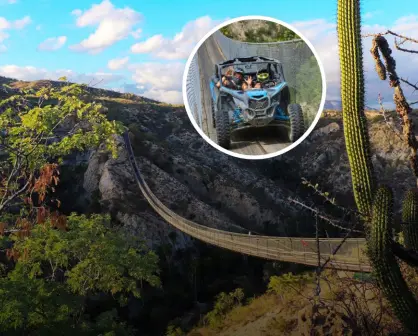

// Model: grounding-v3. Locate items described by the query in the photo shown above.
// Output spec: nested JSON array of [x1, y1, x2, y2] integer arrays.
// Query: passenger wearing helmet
[[216, 67, 251, 91], [253, 69, 271, 89]]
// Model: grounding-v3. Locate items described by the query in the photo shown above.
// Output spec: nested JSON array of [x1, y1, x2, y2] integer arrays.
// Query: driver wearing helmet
[[216, 67, 251, 91], [253, 68, 271, 89]]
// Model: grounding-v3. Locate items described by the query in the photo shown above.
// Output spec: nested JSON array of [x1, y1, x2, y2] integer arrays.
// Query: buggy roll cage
[[214, 56, 286, 86]]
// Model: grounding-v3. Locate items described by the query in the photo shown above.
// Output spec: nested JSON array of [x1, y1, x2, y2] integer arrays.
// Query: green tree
[[0, 79, 124, 218], [203, 288, 244, 329], [165, 325, 185, 336], [220, 22, 299, 43], [267, 272, 313, 299], [0, 213, 160, 334]]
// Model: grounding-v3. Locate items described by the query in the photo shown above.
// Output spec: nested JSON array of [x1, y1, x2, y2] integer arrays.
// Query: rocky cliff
[[2, 76, 413, 249], [80, 97, 310, 250], [80, 97, 414, 249]]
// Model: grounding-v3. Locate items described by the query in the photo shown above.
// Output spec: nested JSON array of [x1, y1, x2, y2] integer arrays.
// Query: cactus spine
[[337, 0, 376, 218], [402, 189, 418, 251], [337, 0, 418, 331], [369, 187, 418, 331]]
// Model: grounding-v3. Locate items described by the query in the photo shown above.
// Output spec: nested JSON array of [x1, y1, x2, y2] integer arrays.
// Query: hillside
[[1, 76, 416, 335], [0, 75, 159, 103], [186, 269, 405, 336], [220, 20, 300, 43]]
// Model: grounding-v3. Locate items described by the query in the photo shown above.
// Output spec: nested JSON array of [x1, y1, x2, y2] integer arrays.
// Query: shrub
[[267, 272, 313, 299], [203, 288, 244, 329]]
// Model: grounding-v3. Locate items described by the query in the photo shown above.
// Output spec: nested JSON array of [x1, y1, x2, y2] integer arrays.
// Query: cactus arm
[[368, 186, 418, 332], [392, 241, 418, 267], [402, 189, 418, 251], [337, 0, 376, 217]]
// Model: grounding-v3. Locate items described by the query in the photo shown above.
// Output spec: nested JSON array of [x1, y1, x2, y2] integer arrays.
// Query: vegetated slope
[[220, 20, 299, 43], [1, 76, 414, 335], [2, 76, 412, 246], [0, 77, 318, 247], [78, 105, 418, 335], [188, 269, 404, 336], [275, 110, 417, 215], [0, 75, 158, 102]]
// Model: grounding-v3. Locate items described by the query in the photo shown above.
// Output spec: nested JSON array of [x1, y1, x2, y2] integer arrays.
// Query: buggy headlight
[[244, 109, 255, 120]]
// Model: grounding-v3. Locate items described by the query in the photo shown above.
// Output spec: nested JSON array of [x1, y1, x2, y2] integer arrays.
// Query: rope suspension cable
[[122, 131, 371, 272]]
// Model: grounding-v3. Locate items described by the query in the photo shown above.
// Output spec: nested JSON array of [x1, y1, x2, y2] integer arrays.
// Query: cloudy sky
[[0, 0, 417, 107]]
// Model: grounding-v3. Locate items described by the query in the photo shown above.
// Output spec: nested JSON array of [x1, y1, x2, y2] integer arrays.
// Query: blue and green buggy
[[209, 56, 305, 149]]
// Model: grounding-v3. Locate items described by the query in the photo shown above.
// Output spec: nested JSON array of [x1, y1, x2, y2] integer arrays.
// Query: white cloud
[[392, 15, 418, 39], [292, 19, 336, 41], [131, 16, 224, 60], [131, 35, 164, 53], [0, 65, 124, 86], [36, 24, 42, 31], [130, 28, 142, 39], [0, 18, 10, 30], [70, 0, 142, 54], [107, 56, 129, 70], [12, 16, 31, 29], [0, 31, 9, 42], [71, 9, 82, 16], [0, 45, 6, 52], [363, 11, 383, 19], [0, 15, 31, 47], [38, 36, 67, 51], [129, 62, 184, 91], [140, 88, 183, 104], [124, 62, 185, 104], [292, 19, 340, 99], [292, 15, 418, 106], [0, 15, 30, 30], [7, 0, 17, 4]]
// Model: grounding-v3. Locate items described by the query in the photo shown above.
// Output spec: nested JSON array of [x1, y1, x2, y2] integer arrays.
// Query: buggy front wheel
[[287, 103, 305, 142], [211, 99, 216, 128], [216, 109, 231, 149]]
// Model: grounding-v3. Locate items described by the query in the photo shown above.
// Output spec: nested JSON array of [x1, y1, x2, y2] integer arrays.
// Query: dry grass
[[99, 97, 139, 105], [188, 270, 404, 336], [188, 294, 281, 336], [224, 294, 281, 326]]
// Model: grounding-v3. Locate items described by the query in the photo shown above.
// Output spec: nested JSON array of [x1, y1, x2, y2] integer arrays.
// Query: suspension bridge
[[122, 132, 371, 272]]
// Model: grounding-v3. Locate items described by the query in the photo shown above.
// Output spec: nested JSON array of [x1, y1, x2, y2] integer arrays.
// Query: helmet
[[229, 67, 244, 89], [234, 67, 245, 75], [256, 69, 270, 82]]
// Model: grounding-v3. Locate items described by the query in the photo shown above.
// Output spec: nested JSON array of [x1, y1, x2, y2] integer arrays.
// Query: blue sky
[[0, 0, 417, 106]]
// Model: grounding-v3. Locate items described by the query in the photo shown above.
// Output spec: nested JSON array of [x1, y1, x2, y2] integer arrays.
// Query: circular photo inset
[[182, 16, 326, 159]]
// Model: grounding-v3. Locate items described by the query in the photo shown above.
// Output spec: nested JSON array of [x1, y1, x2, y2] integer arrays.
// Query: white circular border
[[182, 15, 327, 160]]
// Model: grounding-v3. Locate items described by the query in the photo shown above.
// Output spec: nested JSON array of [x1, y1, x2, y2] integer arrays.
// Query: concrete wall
[[185, 54, 203, 129]]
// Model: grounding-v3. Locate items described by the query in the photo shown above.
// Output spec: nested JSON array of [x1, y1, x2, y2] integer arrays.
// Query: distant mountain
[[324, 100, 342, 110]]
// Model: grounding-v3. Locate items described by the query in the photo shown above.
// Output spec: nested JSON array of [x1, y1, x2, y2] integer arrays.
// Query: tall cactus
[[402, 189, 418, 251], [337, 0, 418, 331], [369, 187, 418, 331], [337, 0, 376, 218]]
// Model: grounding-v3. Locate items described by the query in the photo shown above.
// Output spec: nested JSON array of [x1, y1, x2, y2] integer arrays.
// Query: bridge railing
[[123, 133, 370, 272]]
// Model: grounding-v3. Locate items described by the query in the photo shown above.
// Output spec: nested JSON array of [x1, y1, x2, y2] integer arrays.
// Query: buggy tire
[[211, 99, 216, 128], [216, 109, 230, 149], [287, 103, 305, 142]]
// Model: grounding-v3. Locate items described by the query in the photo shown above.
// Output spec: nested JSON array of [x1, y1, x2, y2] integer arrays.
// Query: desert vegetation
[[220, 20, 299, 43], [2, 0, 418, 335]]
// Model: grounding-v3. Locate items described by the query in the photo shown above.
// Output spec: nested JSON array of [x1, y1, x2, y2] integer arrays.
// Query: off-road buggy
[[209, 56, 305, 149]]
